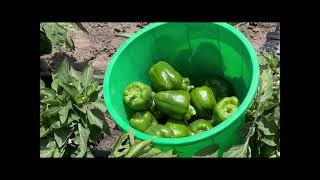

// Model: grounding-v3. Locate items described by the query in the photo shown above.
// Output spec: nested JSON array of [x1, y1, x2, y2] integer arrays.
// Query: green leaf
[[86, 149, 94, 158], [50, 115, 62, 129], [40, 126, 52, 138], [40, 148, 55, 158], [78, 123, 90, 157], [258, 54, 268, 67], [73, 131, 80, 145], [276, 149, 280, 157], [259, 68, 273, 104], [40, 79, 45, 89], [262, 51, 278, 69], [59, 101, 72, 124], [152, 150, 177, 158], [46, 140, 57, 148], [223, 139, 250, 158], [98, 86, 103, 99], [52, 143, 67, 158], [256, 116, 279, 136], [193, 144, 219, 157], [273, 106, 280, 118], [40, 88, 62, 105], [59, 82, 80, 99], [110, 133, 130, 158], [70, 77, 83, 94], [41, 88, 57, 98], [74, 104, 87, 114], [135, 144, 153, 156], [261, 136, 277, 147], [41, 23, 75, 52], [41, 97, 62, 106], [52, 147, 62, 158], [81, 64, 94, 88], [40, 30, 52, 55], [269, 154, 278, 158], [124, 139, 152, 158], [84, 81, 99, 97], [260, 100, 279, 113], [87, 109, 104, 129], [70, 146, 82, 158], [54, 127, 74, 148], [52, 58, 70, 83], [91, 101, 107, 113], [87, 108, 110, 134], [247, 146, 252, 158], [67, 111, 80, 124], [40, 140, 57, 158], [40, 138, 50, 149], [70, 68, 83, 93], [138, 147, 162, 157], [89, 91, 99, 102], [116, 32, 133, 38], [88, 125, 103, 144], [74, 95, 87, 105], [73, 23, 89, 34], [51, 79, 61, 92], [228, 22, 248, 28], [129, 129, 135, 145], [44, 106, 63, 117], [239, 121, 253, 139], [70, 66, 82, 81], [56, 23, 78, 32], [65, 35, 75, 52]]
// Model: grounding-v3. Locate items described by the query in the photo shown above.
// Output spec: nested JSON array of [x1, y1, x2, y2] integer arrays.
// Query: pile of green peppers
[[123, 61, 239, 138]]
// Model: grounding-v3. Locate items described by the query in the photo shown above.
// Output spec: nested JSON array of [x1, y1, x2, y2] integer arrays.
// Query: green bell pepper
[[150, 98, 165, 120], [149, 61, 193, 91], [213, 96, 239, 123], [144, 124, 173, 138], [129, 111, 157, 132], [189, 119, 213, 134], [165, 118, 190, 138], [123, 81, 153, 111], [154, 90, 196, 121], [190, 86, 217, 118], [197, 75, 234, 101]]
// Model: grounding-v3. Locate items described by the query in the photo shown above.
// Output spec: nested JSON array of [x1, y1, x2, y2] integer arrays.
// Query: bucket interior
[[106, 23, 254, 125]]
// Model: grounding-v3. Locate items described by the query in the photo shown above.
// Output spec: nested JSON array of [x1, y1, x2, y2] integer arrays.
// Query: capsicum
[[129, 111, 157, 132], [197, 75, 234, 101], [150, 98, 165, 120], [213, 96, 239, 123], [165, 118, 190, 138], [189, 119, 213, 134], [190, 86, 217, 118], [123, 81, 153, 111], [144, 124, 173, 138], [154, 90, 196, 121], [149, 61, 193, 92]]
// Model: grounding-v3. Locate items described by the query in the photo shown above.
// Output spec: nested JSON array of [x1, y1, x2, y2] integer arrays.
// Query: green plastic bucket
[[103, 22, 259, 157]]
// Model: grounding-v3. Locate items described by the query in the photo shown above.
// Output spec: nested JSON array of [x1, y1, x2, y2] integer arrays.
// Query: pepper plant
[[40, 22, 88, 56], [40, 58, 109, 158]]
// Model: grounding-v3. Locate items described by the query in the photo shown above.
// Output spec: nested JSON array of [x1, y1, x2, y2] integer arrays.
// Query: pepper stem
[[184, 105, 197, 121], [189, 105, 196, 116]]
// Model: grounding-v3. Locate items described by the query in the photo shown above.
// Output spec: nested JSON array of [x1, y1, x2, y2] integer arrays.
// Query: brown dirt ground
[[40, 22, 279, 152]]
